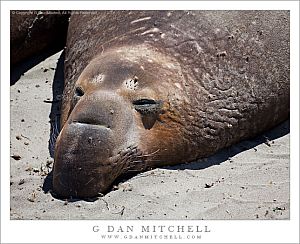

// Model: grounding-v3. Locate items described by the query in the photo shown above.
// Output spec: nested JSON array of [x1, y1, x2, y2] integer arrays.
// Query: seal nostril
[[75, 86, 85, 97]]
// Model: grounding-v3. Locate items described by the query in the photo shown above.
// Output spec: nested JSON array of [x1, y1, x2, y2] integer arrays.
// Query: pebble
[[204, 183, 214, 188], [25, 166, 33, 172], [18, 179, 25, 185], [27, 192, 36, 202], [11, 154, 21, 160]]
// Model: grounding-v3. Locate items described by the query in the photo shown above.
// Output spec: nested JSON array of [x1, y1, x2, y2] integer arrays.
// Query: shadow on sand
[[10, 48, 65, 86], [42, 51, 65, 197], [165, 119, 290, 171]]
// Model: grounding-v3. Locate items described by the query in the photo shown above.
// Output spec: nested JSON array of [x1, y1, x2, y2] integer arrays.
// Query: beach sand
[[10, 50, 290, 220]]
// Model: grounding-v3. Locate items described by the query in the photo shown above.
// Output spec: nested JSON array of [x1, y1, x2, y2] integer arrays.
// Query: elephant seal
[[10, 10, 69, 65], [53, 10, 289, 198]]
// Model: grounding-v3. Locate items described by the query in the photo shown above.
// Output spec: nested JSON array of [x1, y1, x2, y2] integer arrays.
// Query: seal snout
[[53, 122, 114, 198], [53, 91, 136, 198]]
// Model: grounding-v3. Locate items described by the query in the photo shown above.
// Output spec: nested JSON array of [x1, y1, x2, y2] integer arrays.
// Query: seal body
[[53, 11, 289, 198], [10, 10, 69, 65]]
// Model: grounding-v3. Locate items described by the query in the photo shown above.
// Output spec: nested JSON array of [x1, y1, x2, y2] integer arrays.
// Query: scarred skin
[[53, 10, 289, 198]]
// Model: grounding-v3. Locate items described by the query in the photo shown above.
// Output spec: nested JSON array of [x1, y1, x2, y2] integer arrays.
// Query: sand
[[10, 50, 290, 220]]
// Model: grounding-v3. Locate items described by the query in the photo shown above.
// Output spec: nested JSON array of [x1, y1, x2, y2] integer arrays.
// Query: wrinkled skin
[[53, 11, 289, 198]]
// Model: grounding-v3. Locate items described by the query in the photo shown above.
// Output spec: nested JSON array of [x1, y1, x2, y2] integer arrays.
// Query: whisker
[[85, 178, 95, 186], [134, 149, 160, 159], [58, 178, 67, 188], [53, 172, 61, 178], [130, 160, 145, 164], [141, 149, 160, 157]]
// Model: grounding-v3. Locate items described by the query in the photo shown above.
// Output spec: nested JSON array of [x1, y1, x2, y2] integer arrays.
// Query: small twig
[[21, 134, 30, 140], [43, 100, 59, 103], [111, 206, 125, 215], [100, 198, 110, 211]]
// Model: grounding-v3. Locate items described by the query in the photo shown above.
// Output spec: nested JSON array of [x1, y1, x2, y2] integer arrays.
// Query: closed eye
[[133, 99, 163, 115], [133, 99, 157, 106]]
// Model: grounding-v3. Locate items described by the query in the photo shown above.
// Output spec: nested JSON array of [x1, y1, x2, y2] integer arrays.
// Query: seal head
[[53, 45, 187, 197]]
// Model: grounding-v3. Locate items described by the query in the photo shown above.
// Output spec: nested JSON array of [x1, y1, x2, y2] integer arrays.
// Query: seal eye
[[75, 87, 85, 97], [133, 99, 162, 115]]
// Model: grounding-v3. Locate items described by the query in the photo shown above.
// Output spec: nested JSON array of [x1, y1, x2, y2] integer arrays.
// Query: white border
[[1, 1, 299, 243]]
